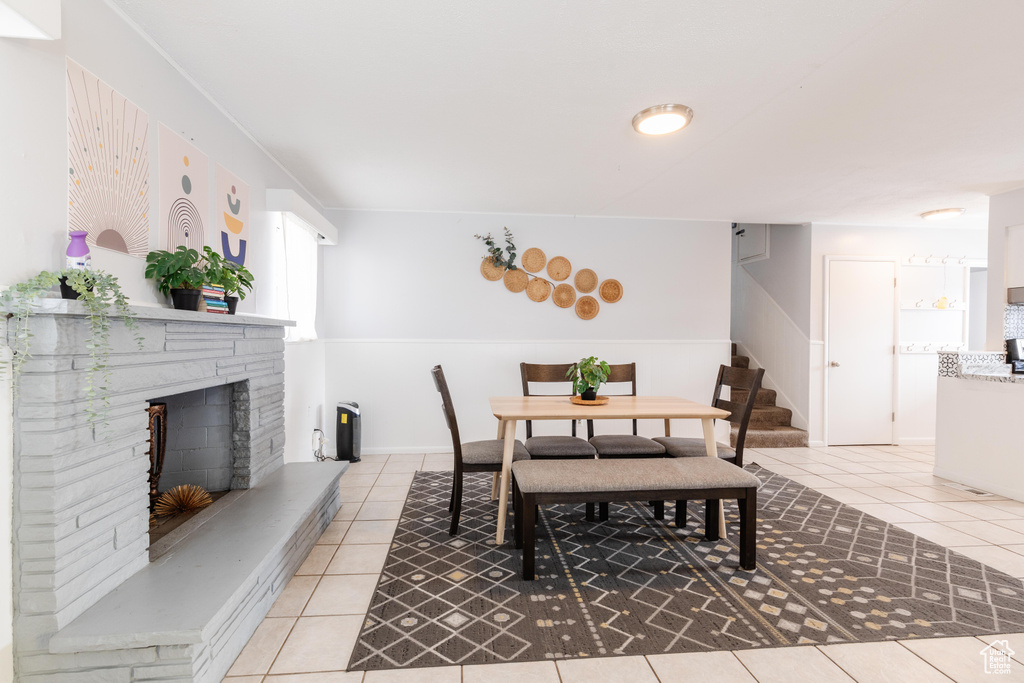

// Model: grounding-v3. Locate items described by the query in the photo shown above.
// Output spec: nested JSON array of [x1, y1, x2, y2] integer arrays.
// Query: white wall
[[731, 267, 811, 430], [740, 224, 812, 336], [0, 1, 326, 672], [320, 210, 733, 453], [969, 268, 988, 350], [987, 187, 1024, 349], [809, 224, 987, 445], [283, 341, 326, 462]]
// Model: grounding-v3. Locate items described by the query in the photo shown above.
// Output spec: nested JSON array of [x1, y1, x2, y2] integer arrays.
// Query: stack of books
[[201, 284, 229, 314]]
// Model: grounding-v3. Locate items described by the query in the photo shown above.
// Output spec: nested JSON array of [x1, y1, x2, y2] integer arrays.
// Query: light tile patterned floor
[[225, 446, 1024, 682]]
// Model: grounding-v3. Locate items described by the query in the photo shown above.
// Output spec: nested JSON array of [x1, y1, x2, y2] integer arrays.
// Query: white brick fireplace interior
[[9, 302, 345, 682]]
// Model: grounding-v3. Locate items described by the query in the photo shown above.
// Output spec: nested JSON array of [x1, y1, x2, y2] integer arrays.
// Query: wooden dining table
[[488, 395, 732, 545]]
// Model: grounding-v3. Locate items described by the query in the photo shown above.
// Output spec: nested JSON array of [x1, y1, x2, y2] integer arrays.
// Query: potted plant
[[201, 247, 254, 314], [144, 246, 205, 310], [1, 269, 142, 424], [566, 356, 611, 400]]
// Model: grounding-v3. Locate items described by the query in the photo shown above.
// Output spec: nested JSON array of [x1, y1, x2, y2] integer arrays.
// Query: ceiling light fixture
[[920, 208, 966, 221], [632, 104, 693, 135]]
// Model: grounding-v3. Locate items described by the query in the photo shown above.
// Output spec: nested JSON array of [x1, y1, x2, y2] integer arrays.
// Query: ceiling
[[110, 0, 1024, 229]]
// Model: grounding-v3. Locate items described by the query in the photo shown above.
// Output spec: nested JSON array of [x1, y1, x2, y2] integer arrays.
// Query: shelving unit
[[899, 260, 972, 354]]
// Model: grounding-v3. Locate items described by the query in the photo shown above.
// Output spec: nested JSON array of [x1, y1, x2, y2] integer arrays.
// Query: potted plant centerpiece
[[144, 246, 206, 310], [567, 356, 611, 401], [201, 247, 254, 315]]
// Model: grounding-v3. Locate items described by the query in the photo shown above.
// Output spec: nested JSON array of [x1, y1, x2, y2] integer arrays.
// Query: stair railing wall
[[731, 266, 812, 432]]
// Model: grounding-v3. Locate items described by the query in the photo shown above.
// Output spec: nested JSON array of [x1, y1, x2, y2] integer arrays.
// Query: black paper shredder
[[336, 402, 361, 462]]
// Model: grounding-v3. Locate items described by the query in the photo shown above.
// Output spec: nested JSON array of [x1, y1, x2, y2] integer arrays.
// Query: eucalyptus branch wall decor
[[474, 231, 624, 320]]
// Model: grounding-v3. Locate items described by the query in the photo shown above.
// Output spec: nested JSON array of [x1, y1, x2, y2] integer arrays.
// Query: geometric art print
[[214, 163, 249, 266], [159, 123, 208, 252], [67, 58, 150, 258]]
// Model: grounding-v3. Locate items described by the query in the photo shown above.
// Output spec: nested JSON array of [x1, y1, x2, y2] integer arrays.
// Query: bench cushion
[[511, 456, 760, 494], [589, 434, 666, 456], [462, 439, 530, 465], [653, 436, 736, 459], [525, 435, 597, 458]]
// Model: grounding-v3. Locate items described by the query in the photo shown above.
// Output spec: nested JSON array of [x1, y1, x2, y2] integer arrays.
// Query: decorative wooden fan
[[154, 484, 213, 516]]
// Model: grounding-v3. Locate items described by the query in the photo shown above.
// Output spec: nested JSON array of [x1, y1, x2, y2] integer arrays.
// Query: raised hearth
[[5, 302, 335, 681]]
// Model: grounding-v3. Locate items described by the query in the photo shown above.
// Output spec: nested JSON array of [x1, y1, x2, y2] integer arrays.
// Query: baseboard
[[897, 438, 935, 446], [933, 467, 1012, 500], [357, 446, 454, 456], [808, 440, 826, 448]]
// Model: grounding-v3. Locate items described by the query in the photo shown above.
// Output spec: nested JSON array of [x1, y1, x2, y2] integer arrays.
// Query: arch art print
[[66, 58, 150, 258], [158, 123, 208, 252]]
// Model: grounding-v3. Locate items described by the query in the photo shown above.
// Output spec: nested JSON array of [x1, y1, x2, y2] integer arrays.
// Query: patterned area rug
[[347, 465, 1024, 670]]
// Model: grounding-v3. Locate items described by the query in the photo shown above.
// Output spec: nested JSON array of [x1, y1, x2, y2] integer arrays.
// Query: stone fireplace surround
[[7, 302, 345, 681]]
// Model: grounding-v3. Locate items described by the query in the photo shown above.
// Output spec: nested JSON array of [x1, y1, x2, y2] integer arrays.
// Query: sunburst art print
[[67, 58, 150, 258]]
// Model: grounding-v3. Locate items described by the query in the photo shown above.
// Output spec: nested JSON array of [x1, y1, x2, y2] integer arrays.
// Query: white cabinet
[[735, 223, 769, 263]]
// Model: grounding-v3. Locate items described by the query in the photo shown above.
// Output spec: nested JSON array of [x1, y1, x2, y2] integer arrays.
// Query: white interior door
[[827, 260, 895, 445]]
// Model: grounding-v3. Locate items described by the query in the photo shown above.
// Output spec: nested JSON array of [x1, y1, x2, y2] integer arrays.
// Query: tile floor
[[225, 446, 1024, 682]]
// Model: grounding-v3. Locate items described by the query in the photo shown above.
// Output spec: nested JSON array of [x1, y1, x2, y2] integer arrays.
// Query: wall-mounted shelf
[[900, 343, 966, 354], [903, 255, 970, 266], [901, 300, 963, 311]]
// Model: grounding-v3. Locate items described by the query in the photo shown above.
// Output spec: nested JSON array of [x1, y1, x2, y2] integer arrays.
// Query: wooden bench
[[511, 457, 759, 580]]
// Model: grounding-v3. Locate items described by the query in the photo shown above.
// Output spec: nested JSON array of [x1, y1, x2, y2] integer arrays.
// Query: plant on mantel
[[202, 246, 254, 305], [0, 269, 143, 424]]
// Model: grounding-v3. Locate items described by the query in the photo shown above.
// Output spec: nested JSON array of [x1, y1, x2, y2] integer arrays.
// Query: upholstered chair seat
[[462, 439, 531, 464], [653, 436, 736, 461], [524, 435, 597, 458], [589, 434, 666, 457]]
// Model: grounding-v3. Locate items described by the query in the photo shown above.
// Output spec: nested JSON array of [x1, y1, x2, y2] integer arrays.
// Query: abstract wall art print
[[67, 58, 151, 258], [159, 123, 209, 251], [215, 163, 250, 266]]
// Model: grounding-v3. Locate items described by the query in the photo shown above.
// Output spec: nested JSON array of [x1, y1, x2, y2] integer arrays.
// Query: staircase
[[729, 343, 808, 449]]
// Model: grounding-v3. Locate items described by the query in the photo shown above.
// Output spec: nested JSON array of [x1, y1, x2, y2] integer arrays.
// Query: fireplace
[[8, 302, 344, 681]]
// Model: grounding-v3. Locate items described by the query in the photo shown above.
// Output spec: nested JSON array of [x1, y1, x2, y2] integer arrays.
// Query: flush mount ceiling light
[[920, 208, 966, 221], [632, 104, 693, 135]]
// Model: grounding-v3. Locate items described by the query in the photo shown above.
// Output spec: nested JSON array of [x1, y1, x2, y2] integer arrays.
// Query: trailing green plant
[[201, 246, 254, 299], [474, 227, 518, 270], [144, 246, 205, 295], [0, 269, 142, 424], [566, 356, 611, 395]]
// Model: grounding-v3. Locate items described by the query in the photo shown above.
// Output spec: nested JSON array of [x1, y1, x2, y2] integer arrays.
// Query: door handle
[[829, 361, 840, 367]]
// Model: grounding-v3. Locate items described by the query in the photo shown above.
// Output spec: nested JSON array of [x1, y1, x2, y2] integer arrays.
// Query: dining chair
[[432, 365, 530, 535], [588, 362, 666, 457], [652, 365, 765, 467], [520, 362, 599, 521], [520, 362, 598, 459]]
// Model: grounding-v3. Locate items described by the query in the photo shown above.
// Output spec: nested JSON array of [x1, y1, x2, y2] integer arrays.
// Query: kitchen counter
[[935, 351, 1024, 501]]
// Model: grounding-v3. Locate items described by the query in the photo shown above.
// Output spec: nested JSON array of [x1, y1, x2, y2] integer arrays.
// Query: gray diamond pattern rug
[[347, 464, 1024, 670]]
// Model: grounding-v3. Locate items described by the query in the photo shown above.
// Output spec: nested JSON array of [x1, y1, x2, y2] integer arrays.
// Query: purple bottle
[[66, 230, 91, 270]]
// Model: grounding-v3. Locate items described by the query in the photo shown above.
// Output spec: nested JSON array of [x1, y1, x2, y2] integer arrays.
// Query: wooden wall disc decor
[[521, 247, 547, 273], [599, 278, 623, 303], [576, 295, 599, 320], [504, 268, 529, 293], [526, 277, 551, 302], [552, 283, 576, 308], [480, 257, 505, 281], [547, 256, 572, 281], [574, 268, 598, 293]]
